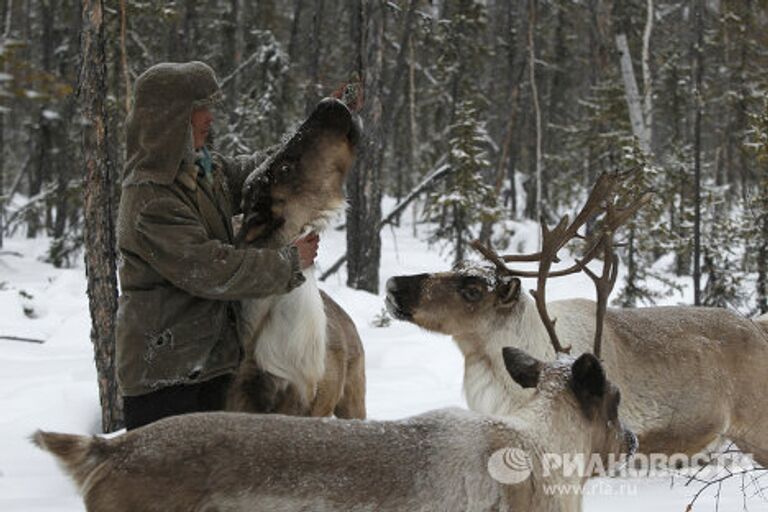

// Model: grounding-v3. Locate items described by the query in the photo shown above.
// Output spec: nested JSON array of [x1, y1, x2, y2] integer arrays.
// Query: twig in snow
[[0, 335, 45, 344]]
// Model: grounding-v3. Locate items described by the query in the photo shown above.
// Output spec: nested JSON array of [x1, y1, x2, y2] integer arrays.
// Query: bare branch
[[219, 50, 266, 89], [0, 335, 45, 344]]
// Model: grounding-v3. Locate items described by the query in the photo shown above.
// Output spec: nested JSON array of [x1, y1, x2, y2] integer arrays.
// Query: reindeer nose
[[386, 274, 427, 296], [385, 278, 408, 320], [385, 275, 428, 321]]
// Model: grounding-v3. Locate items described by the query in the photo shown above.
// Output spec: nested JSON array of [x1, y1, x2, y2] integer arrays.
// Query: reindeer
[[33, 282, 636, 512], [386, 172, 768, 467], [226, 97, 365, 419]]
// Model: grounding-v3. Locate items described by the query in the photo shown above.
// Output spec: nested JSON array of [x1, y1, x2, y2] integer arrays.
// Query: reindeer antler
[[472, 236, 570, 354], [576, 192, 652, 357], [523, 172, 625, 355], [472, 171, 651, 359]]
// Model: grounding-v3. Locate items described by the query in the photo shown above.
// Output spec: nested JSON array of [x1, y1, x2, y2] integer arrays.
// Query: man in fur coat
[[115, 61, 318, 430]]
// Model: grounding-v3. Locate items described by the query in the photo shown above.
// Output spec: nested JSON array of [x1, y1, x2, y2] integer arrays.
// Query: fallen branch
[[319, 163, 452, 282], [0, 335, 45, 344]]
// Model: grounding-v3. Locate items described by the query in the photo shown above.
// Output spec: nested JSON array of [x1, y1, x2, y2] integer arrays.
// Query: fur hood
[[123, 61, 221, 186]]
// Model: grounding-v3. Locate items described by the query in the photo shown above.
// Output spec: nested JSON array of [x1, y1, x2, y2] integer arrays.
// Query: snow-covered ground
[[0, 199, 761, 511]]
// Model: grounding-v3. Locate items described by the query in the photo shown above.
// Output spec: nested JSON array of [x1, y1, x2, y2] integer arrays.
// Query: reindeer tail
[[32, 430, 110, 492]]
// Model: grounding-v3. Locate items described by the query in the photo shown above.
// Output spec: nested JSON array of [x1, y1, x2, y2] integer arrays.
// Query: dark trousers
[[123, 374, 232, 431]]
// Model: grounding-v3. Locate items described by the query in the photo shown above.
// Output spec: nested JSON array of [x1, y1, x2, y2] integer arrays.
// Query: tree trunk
[[615, 34, 651, 155], [272, 0, 304, 136], [641, 0, 654, 150], [381, 0, 416, 142], [692, 0, 703, 305], [0, 0, 10, 249], [119, 0, 131, 113], [0, 101, 3, 249], [507, 0, 528, 218], [221, 0, 241, 119], [80, 0, 123, 433], [0, 51, 4, 248], [453, 204, 464, 266], [27, 109, 50, 238], [384, 0, 417, 222], [758, 205, 768, 314], [345, 0, 383, 294], [24, 0, 53, 238], [528, 0, 542, 227], [398, 32, 417, 224], [305, 0, 324, 115], [287, 0, 305, 64]]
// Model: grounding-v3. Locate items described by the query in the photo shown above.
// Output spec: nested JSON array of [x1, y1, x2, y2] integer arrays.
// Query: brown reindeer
[[226, 98, 365, 419], [33, 283, 636, 512], [387, 172, 768, 467]]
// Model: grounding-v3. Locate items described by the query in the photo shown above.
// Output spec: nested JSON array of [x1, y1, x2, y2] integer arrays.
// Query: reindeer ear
[[571, 353, 606, 397], [570, 353, 607, 417], [502, 347, 543, 389], [497, 277, 521, 305]]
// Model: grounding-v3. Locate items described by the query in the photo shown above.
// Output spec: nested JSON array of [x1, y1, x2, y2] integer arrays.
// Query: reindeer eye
[[460, 285, 484, 302]]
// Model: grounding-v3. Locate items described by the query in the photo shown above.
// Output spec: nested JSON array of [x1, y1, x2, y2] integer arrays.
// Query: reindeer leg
[[731, 412, 768, 468], [310, 349, 344, 417], [334, 350, 366, 420], [226, 360, 281, 414]]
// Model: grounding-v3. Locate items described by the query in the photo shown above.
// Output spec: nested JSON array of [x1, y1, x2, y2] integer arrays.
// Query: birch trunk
[[615, 33, 650, 154], [641, 0, 654, 147]]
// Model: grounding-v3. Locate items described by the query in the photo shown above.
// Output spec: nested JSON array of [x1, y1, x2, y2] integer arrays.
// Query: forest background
[[1, 1, 768, 416]]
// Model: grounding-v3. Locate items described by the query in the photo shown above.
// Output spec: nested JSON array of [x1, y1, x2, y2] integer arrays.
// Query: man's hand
[[292, 232, 320, 269]]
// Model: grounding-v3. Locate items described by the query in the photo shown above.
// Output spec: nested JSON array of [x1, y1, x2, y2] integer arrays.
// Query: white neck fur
[[240, 267, 327, 403], [459, 295, 555, 418]]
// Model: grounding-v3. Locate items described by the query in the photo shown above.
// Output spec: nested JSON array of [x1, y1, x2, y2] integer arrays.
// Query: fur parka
[[116, 61, 304, 397]]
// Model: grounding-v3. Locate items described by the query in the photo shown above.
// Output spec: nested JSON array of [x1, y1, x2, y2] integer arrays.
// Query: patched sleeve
[[134, 196, 305, 300], [214, 145, 279, 214]]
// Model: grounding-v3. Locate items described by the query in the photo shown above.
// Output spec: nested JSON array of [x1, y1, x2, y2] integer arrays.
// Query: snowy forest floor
[[0, 198, 761, 511]]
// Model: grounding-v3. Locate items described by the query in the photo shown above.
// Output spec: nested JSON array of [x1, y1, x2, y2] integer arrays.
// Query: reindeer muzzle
[[385, 275, 428, 321]]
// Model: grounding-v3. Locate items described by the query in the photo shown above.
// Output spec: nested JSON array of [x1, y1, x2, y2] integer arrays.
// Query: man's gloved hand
[[292, 232, 320, 269]]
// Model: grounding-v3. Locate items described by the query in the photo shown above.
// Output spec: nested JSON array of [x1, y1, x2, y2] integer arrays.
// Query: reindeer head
[[385, 263, 523, 339], [503, 347, 637, 465], [387, 172, 651, 350], [238, 98, 361, 247]]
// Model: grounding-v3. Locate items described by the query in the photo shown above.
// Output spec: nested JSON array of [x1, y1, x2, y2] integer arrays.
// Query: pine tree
[[218, 30, 289, 154], [700, 188, 747, 310], [426, 100, 498, 265], [746, 99, 768, 313], [612, 143, 682, 307]]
